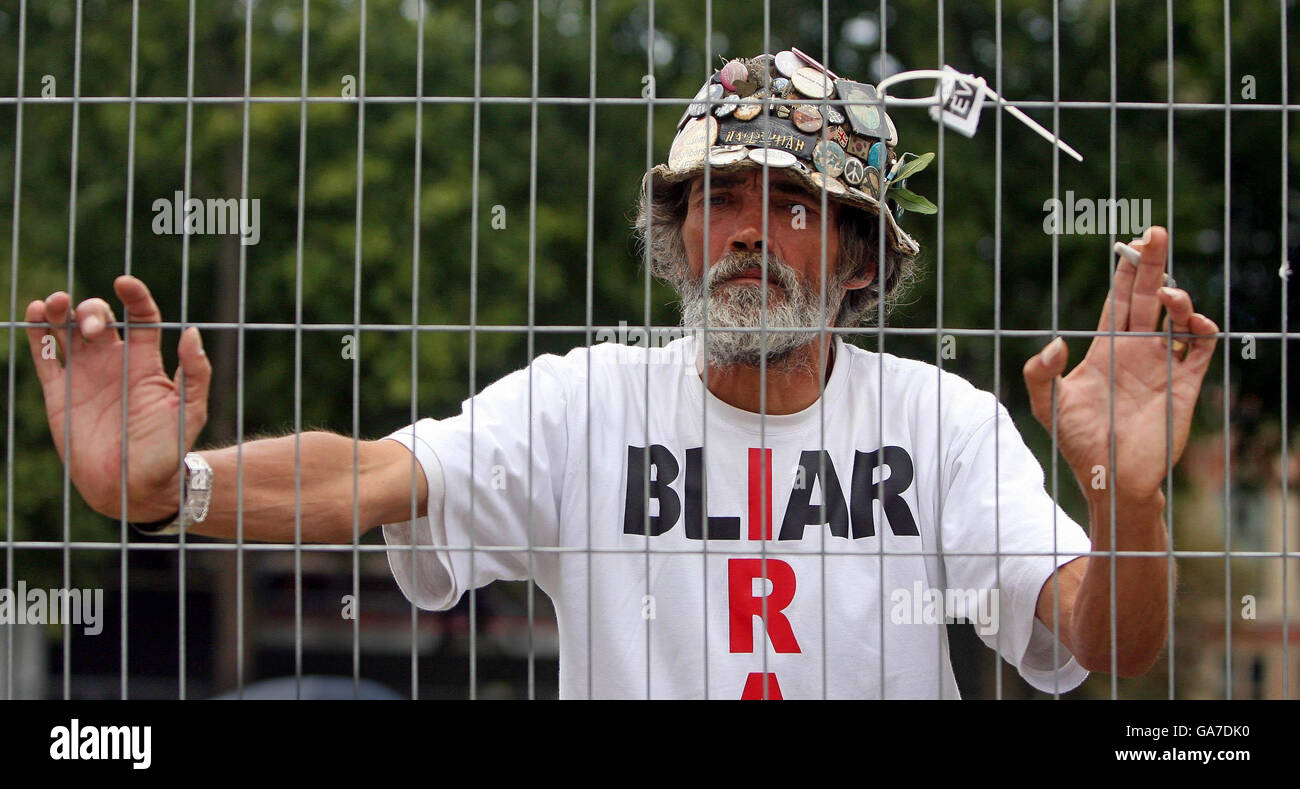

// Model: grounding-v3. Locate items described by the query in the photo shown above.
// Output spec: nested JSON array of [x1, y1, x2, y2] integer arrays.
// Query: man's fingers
[[73, 297, 119, 345], [40, 290, 73, 353], [1097, 253, 1138, 334], [1157, 286, 1193, 359], [1183, 312, 1220, 369], [1023, 337, 1069, 426], [113, 275, 164, 348], [1126, 226, 1171, 333], [24, 299, 64, 389], [173, 327, 211, 439], [1157, 286, 1193, 324]]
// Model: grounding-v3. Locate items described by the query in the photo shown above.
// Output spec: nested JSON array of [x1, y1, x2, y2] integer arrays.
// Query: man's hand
[[26, 275, 212, 522], [1021, 226, 1219, 501], [1022, 226, 1217, 676]]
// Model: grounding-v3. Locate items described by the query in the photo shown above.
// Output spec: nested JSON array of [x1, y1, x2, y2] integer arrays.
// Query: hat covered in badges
[[647, 47, 935, 256]]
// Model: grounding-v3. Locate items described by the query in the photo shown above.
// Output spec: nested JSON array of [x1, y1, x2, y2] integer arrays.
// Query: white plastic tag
[[928, 65, 986, 138]]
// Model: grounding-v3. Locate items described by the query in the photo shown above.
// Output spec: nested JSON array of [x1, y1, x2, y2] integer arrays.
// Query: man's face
[[676, 168, 873, 369], [682, 169, 847, 295]]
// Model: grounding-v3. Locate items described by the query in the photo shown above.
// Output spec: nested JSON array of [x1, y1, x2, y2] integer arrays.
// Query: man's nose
[[727, 200, 765, 253]]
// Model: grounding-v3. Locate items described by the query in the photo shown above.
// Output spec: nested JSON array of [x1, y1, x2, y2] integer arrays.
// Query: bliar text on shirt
[[622, 444, 919, 540]]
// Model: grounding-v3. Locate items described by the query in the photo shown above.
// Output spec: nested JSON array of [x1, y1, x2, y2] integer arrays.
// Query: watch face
[[184, 453, 214, 491]]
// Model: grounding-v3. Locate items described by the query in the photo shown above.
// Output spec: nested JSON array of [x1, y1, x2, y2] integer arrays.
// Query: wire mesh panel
[[0, 0, 1295, 702]]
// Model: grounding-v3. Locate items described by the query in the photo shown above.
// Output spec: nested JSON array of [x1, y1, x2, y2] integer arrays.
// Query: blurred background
[[0, 0, 1296, 699]]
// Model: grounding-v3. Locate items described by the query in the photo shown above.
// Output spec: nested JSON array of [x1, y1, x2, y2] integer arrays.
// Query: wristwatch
[[129, 452, 213, 536]]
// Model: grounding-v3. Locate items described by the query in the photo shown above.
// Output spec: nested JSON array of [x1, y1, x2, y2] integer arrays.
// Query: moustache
[[704, 252, 801, 295]]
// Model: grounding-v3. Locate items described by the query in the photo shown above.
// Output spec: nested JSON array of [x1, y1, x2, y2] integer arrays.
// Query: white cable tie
[[877, 65, 1084, 162]]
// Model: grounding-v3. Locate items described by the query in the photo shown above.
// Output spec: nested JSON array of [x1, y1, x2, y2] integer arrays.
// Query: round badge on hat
[[791, 105, 823, 133], [864, 164, 883, 196], [791, 66, 835, 99], [774, 50, 801, 78], [812, 140, 846, 178], [707, 145, 750, 166], [688, 83, 724, 119], [719, 59, 748, 91], [668, 116, 718, 169], [748, 147, 797, 168], [809, 171, 847, 195], [867, 141, 885, 169], [842, 156, 866, 186], [734, 100, 762, 121], [714, 94, 740, 117]]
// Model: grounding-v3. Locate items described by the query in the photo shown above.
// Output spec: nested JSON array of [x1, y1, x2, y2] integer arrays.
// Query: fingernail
[[1142, 226, 1154, 244], [195, 328, 205, 356], [1041, 337, 1063, 368], [82, 316, 101, 336]]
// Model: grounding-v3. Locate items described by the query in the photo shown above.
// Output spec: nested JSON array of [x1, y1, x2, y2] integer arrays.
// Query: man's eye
[[708, 195, 729, 207], [767, 195, 808, 208]]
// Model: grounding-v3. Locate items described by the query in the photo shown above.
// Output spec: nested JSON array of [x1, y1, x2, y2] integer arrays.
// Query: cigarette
[[1113, 241, 1142, 265], [1114, 240, 1178, 288]]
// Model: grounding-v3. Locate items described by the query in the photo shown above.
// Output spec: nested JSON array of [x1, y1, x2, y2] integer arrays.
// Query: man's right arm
[[183, 433, 428, 544], [26, 276, 426, 545]]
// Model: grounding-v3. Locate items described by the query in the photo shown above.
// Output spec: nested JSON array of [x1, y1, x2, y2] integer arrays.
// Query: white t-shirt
[[380, 334, 1093, 699]]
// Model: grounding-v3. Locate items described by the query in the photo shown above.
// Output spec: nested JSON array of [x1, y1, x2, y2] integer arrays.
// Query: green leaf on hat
[[887, 152, 914, 180], [889, 186, 938, 214], [890, 151, 935, 183]]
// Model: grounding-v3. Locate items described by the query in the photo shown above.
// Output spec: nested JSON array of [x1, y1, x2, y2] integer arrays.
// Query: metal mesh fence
[[0, 0, 1295, 700]]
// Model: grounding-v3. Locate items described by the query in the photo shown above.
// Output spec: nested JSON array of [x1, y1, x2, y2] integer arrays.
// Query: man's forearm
[[1070, 490, 1173, 676], [158, 431, 428, 543]]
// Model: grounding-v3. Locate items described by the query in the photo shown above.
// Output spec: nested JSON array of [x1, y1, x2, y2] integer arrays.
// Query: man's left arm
[[1021, 226, 1218, 677], [1033, 490, 1172, 677]]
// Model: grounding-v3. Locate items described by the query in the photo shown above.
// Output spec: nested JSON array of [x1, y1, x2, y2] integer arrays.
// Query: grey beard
[[677, 251, 841, 372]]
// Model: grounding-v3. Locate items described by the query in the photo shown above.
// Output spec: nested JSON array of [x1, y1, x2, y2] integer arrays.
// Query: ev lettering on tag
[[928, 65, 986, 138]]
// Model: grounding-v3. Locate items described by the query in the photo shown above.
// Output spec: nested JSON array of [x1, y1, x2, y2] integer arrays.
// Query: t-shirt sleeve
[[379, 356, 570, 611], [938, 399, 1093, 695]]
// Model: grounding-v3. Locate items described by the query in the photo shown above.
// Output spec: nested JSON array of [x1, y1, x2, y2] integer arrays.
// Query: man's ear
[[840, 262, 877, 291]]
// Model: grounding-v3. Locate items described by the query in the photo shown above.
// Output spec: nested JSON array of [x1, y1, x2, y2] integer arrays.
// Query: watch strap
[[129, 510, 182, 536], [128, 452, 212, 536]]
